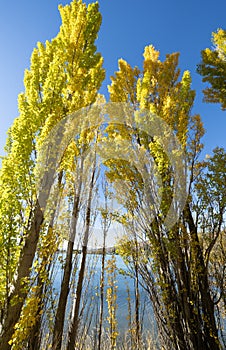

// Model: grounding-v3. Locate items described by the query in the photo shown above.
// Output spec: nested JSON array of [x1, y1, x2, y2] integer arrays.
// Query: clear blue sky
[[0, 0, 226, 158]]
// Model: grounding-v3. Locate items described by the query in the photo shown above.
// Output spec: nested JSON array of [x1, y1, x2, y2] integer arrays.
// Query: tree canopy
[[197, 28, 226, 110]]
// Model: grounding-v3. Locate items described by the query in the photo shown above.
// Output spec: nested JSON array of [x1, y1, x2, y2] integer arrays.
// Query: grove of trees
[[0, 1, 225, 349]]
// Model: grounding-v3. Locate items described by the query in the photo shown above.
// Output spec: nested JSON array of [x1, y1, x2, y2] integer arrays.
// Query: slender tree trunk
[[29, 172, 63, 350], [98, 178, 111, 350], [134, 238, 140, 349], [52, 161, 84, 350], [28, 226, 58, 350], [184, 202, 220, 350], [52, 241, 75, 350], [67, 244, 88, 349], [98, 240, 106, 350], [0, 201, 44, 350], [106, 255, 118, 350], [67, 159, 96, 350]]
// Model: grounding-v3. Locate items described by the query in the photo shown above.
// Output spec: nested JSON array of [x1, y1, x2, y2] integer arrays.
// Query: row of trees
[[0, 0, 225, 349]]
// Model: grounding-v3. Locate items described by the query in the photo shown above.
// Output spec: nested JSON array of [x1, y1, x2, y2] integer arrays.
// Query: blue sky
[[0, 0, 226, 158]]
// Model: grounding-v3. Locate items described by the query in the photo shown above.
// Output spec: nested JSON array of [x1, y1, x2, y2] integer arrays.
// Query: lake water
[[54, 253, 155, 336]]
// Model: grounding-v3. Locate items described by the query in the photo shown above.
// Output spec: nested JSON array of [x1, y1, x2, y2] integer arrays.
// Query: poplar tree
[[106, 46, 222, 349], [197, 28, 226, 110], [0, 1, 104, 349]]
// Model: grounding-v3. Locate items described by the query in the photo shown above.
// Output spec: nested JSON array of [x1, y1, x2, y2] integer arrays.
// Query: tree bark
[[0, 201, 43, 350], [184, 202, 220, 350], [52, 165, 83, 350], [67, 159, 96, 350], [97, 243, 106, 350]]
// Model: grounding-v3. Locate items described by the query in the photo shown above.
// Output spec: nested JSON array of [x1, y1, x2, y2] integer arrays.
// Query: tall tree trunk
[[97, 245, 106, 350], [52, 160, 84, 350], [184, 202, 220, 350], [52, 241, 75, 350], [67, 159, 96, 350], [98, 178, 111, 350], [0, 201, 43, 350], [134, 237, 140, 349], [0, 132, 63, 350], [29, 172, 63, 350]]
